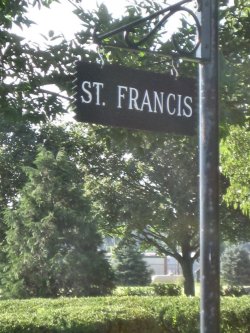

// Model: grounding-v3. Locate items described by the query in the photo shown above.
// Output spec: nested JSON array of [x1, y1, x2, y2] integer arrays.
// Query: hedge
[[0, 296, 249, 333], [112, 284, 182, 296]]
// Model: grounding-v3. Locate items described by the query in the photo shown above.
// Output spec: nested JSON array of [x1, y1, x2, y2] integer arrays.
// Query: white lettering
[[114, 86, 193, 118], [81, 81, 104, 105], [166, 93, 176, 115], [117, 86, 128, 108], [129, 87, 140, 110], [183, 96, 193, 117], [140, 90, 153, 112], [81, 81, 92, 103], [153, 91, 164, 114], [177, 94, 182, 116], [93, 82, 104, 105]]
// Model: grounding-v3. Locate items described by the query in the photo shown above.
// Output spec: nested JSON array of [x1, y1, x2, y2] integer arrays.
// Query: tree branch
[[38, 88, 73, 102]]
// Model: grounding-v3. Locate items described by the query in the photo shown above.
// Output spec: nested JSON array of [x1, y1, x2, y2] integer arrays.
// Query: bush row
[[220, 285, 249, 297], [113, 284, 249, 297], [112, 284, 182, 297], [0, 296, 249, 333]]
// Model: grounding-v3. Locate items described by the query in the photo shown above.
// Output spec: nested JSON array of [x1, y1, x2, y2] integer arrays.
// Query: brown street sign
[[75, 62, 196, 135]]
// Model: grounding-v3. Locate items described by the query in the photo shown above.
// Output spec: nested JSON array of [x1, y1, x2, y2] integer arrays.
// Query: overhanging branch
[[94, 0, 202, 61]]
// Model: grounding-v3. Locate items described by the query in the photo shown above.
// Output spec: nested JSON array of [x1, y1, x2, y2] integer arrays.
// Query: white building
[[143, 252, 182, 275]]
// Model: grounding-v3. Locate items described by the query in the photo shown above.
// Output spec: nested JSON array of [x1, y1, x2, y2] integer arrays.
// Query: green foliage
[[0, 1, 55, 29], [219, 1, 250, 129], [112, 243, 152, 286], [0, 296, 249, 333], [0, 0, 249, 303], [0, 147, 114, 298], [219, 202, 250, 243], [220, 125, 250, 217], [112, 284, 182, 297], [112, 286, 155, 296], [221, 296, 250, 333], [0, 118, 38, 247], [221, 285, 248, 297], [152, 283, 182, 296], [221, 244, 250, 286], [83, 128, 199, 296], [0, 0, 72, 122]]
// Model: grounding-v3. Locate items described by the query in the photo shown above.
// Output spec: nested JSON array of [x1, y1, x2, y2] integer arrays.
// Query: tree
[[221, 244, 250, 286], [220, 125, 250, 217], [0, 117, 42, 276], [0, 120, 83, 249], [113, 242, 152, 286], [1, 0, 249, 298], [219, 0, 250, 223], [0, 147, 114, 298], [0, 0, 67, 252], [219, 0, 250, 129], [0, 0, 82, 123], [81, 129, 199, 296]]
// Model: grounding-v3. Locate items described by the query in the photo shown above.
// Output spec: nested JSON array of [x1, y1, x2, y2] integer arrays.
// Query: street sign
[[75, 62, 196, 135]]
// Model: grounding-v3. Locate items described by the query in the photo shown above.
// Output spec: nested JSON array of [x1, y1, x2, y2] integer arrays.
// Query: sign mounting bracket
[[93, 0, 206, 63]]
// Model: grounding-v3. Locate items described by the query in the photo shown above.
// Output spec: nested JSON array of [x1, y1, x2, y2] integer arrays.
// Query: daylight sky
[[15, 0, 194, 44], [15, 0, 129, 43], [14, 0, 235, 44]]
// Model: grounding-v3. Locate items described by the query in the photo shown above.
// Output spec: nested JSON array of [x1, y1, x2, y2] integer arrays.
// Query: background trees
[[112, 242, 152, 286], [221, 244, 250, 286], [219, 0, 250, 124], [1, 146, 114, 298], [220, 125, 250, 217], [0, 118, 37, 242], [0, 0, 71, 123], [71, 0, 249, 295], [219, 0, 250, 223], [0, 0, 249, 298], [80, 129, 199, 295]]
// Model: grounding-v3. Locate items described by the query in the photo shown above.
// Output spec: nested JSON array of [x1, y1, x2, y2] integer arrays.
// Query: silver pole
[[199, 1, 220, 332]]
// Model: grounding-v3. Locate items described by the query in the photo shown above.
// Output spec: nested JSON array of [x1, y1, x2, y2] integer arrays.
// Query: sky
[[14, 0, 193, 44], [14, 0, 235, 44], [14, 0, 129, 43]]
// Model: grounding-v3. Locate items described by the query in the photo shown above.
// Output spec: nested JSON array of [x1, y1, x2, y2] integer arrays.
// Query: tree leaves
[[221, 125, 250, 217], [1, 146, 114, 298]]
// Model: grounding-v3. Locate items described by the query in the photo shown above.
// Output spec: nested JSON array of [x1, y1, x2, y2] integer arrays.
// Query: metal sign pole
[[199, 1, 220, 332]]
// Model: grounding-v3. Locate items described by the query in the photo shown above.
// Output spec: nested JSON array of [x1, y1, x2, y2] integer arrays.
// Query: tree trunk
[[180, 258, 195, 296]]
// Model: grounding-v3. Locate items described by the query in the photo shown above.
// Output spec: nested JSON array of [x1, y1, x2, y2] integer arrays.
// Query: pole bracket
[[94, 0, 204, 63]]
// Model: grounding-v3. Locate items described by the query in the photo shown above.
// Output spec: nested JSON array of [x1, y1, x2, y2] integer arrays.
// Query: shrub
[[152, 275, 184, 284], [113, 286, 154, 296], [112, 284, 182, 297], [0, 296, 249, 333], [153, 283, 182, 296], [221, 285, 248, 297]]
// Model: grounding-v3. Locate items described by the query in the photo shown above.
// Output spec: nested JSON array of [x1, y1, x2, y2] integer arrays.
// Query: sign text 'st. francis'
[[75, 62, 196, 135]]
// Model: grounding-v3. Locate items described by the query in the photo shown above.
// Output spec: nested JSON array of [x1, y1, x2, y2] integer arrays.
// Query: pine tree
[[221, 244, 250, 286], [1, 147, 114, 298], [113, 243, 152, 286]]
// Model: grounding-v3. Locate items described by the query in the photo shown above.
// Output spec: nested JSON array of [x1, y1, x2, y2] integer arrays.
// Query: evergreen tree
[[113, 243, 152, 286], [0, 147, 114, 298], [221, 244, 250, 286]]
